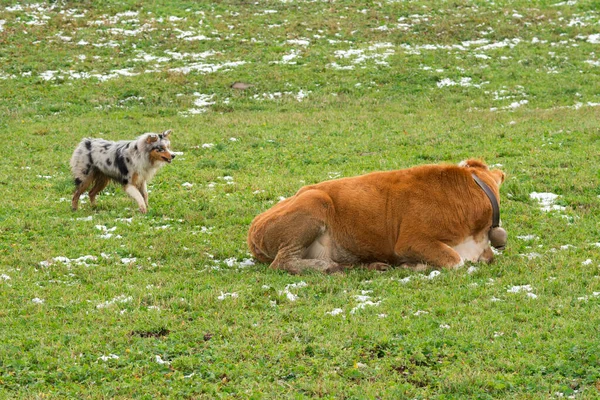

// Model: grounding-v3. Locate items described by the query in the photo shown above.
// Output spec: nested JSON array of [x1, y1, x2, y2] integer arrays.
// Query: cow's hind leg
[[271, 243, 343, 275], [254, 189, 343, 274]]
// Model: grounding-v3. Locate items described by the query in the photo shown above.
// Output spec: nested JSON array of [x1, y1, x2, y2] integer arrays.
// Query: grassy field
[[1, 0, 600, 398]]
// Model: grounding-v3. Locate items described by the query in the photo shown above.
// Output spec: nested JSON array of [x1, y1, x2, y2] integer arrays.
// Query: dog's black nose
[[171, 154, 176, 159]]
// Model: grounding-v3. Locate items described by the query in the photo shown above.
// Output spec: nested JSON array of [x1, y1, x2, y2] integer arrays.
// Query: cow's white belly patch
[[452, 236, 488, 262]]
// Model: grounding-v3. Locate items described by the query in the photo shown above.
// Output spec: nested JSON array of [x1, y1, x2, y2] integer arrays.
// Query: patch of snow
[[508, 284, 538, 298], [98, 354, 119, 361], [530, 192, 565, 212], [586, 34, 600, 44], [97, 295, 132, 309], [155, 355, 170, 365], [217, 291, 238, 300], [426, 270, 441, 279], [517, 234, 538, 240]]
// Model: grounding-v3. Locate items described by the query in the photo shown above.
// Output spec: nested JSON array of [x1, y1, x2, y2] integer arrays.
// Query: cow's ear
[[458, 159, 488, 169], [491, 169, 506, 185]]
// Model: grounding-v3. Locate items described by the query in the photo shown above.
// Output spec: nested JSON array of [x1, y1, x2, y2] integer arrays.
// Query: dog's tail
[[70, 138, 94, 186]]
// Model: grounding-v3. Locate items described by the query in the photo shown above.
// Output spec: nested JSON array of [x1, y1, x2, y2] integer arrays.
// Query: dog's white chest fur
[[452, 235, 489, 262]]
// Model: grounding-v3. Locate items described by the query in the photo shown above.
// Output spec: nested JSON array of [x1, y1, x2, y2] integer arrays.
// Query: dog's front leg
[[124, 184, 147, 213]]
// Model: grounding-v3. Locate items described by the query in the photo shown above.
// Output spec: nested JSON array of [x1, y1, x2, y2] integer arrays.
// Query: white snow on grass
[[32, 298, 45, 304], [33, 55, 245, 82], [578, 292, 600, 301], [350, 293, 381, 314], [193, 93, 215, 107], [217, 291, 238, 300], [426, 270, 441, 279], [39, 255, 97, 268], [170, 60, 246, 74], [97, 295, 133, 309], [279, 281, 308, 302], [530, 192, 566, 212], [98, 354, 119, 361], [218, 257, 254, 268], [517, 234, 538, 241], [155, 355, 170, 365], [437, 77, 488, 89], [96, 225, 120, 239], [520, 252, 542, 260], [326, 308, 344, 316], [329, 43, 395, 69], [586, 34, 600, 44], [467, 266, 478, 274], [507, 284, 538, 298], [287, 38, 310, 46], [252, 90, 311, 102], [180, 92, 216, 115]]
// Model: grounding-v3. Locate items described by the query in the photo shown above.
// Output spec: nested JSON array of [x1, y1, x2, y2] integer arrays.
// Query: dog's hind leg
[[88, 174, 109, 207], [71, 174, 95, 211], [124, 184, 147, 213]]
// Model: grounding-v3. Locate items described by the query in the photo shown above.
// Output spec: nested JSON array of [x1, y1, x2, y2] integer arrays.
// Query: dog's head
[[144, 130, 175, 164]]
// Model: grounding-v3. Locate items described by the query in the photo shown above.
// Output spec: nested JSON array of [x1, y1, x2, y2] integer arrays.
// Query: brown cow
[[248, 159, 506, 274]]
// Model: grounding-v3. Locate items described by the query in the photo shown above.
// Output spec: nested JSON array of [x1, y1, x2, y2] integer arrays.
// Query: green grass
[[2, 0, 600, 398]]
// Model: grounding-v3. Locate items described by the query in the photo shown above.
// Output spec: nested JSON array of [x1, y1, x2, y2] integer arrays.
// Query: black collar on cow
[[471, 173, 507, 250]]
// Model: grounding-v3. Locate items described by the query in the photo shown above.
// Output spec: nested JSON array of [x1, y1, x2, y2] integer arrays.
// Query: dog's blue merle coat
[[70, 130, 174, 213]]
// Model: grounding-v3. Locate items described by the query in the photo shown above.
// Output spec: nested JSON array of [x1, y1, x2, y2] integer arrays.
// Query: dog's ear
[[161, 129, 172, 139], [146, 134, 159, 144]]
